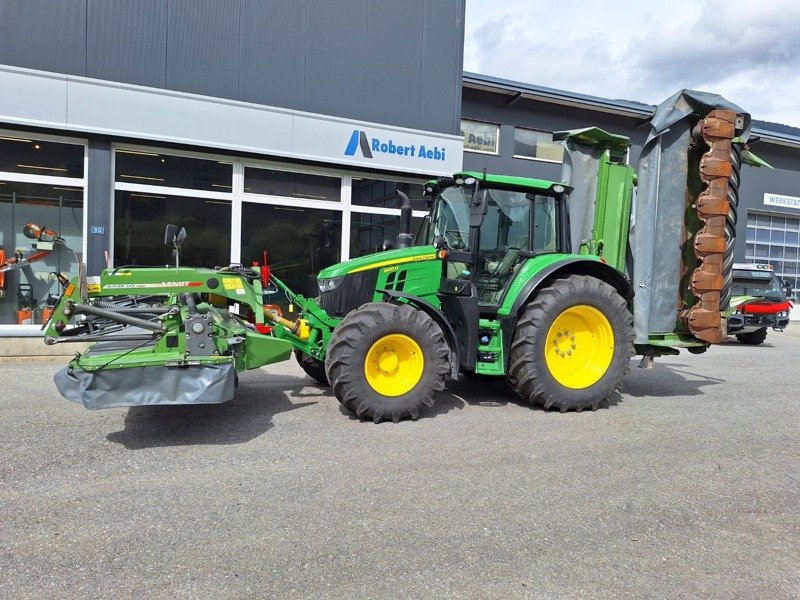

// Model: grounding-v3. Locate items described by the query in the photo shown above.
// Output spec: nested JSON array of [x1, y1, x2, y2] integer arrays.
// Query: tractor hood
[[318, 245, 439, 280]]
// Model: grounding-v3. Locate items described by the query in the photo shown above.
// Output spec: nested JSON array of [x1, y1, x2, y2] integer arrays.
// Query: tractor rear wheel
[[294, 349, 329, 385], [325, 302, 449, 423], [507, 275, 634, 412], [735, 327, 768, 345]]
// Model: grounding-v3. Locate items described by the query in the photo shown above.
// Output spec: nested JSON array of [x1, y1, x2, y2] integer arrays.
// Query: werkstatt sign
[[764, 193, 800, 209]]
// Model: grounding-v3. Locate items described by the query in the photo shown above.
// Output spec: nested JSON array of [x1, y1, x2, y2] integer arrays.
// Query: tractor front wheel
[[325, 302, 449, 423], [294, 349, 329, 385], [507, 275, 634, 412]]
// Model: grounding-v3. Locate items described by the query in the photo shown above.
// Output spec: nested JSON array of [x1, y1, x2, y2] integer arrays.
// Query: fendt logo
[[344, 129, 446, 162]]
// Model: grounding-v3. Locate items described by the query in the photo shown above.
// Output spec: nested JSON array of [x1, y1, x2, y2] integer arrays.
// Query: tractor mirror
[[164, 224, 178, 246], [176, 227, 187, 248]]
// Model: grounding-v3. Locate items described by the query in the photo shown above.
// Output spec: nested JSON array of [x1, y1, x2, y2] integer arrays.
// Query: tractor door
[[476, 190, 557, 306]]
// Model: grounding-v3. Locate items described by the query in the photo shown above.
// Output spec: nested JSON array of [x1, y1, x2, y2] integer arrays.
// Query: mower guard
[[55, 362, 237, 410]]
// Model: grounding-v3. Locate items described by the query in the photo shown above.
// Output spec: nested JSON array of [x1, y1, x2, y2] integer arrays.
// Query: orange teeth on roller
[[685, 110, 738, 343]]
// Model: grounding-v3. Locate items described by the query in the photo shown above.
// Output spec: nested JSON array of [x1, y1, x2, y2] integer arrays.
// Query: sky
[[463, 0, 800, 128]]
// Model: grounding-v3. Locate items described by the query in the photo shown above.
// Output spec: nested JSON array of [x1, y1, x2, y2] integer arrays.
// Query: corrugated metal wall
[[0, 0, 464, 135]]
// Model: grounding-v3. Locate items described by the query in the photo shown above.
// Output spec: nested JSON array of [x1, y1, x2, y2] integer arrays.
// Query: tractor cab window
[[429, 184, 471, 250], [476, 191, 557, 305]]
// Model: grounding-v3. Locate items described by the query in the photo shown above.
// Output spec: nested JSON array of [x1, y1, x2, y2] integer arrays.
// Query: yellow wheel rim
[[544, 305, 614, 389], [364, 334, 424, 396]]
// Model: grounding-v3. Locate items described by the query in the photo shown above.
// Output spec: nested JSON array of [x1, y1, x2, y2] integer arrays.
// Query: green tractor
[[44, 91, 756, 421]]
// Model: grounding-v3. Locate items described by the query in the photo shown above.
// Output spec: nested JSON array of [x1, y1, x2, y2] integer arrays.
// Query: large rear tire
[[325, 302, 449, 423], [507, 275, 634, 412], [735, 327, 768, 345], [294, 349, 329, 385]]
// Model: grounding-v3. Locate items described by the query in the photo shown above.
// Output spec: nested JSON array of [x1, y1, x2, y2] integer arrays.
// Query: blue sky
[[464, 0, 800, 127]]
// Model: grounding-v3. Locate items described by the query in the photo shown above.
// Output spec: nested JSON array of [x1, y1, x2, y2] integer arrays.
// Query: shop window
[[745, 228, 755, 242], [350, 213, 426, 258], [115, 150, 233, 192], [769, 245, 784, 259], [755, 229, 769, 243], [244, 167, 340, 202], [0, 135, 84, 178], [772, 216, 786, 229], [785, 246, 798, 260], [0, 183, 83, 325], [745, 243, 754, 258], [241, 203, 342, 302], [113, 191, 231, 268], [754, 245, 768, 258], [770, 229, 785, 244], [746, 213, 757, 226], [513, 128, 564, 162], [786, 231, 799, 246], [461, 120, 499, 154], [786, 217, 800, 231], [351, 178, 426, 210]]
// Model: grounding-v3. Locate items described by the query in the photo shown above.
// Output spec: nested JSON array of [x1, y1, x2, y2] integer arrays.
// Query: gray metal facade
[[0, 0, 465, 136]]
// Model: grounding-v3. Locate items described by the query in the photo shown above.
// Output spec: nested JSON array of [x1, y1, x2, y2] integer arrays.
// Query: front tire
[[294, 349, 329, 385], [507, 275, 634, 412], [325, 302, 449, 423], [736, 327, 768, 345]]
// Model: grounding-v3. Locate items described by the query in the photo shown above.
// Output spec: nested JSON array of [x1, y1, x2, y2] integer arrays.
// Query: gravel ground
[[1, 329, 798, 599]]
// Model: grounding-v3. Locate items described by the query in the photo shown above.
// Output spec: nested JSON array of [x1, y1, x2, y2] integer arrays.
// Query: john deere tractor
[[45, 91, 757, 422]]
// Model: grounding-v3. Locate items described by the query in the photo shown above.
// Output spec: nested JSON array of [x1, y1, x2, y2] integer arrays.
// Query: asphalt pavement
[[2, 329, 799, 599]]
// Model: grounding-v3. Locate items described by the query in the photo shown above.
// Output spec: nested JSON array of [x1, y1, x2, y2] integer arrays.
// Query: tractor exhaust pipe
[[395, 190, 414, 249]]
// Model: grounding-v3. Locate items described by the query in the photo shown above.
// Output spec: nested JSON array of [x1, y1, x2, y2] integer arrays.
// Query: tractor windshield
[[428, 184, 472, 249]]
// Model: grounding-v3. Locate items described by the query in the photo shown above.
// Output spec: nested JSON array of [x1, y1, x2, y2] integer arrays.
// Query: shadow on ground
[[622, 362, 725, 397], [106, 372, 324, 449]]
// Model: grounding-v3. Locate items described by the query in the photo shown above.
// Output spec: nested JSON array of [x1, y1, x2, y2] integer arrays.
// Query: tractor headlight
[[318, 276, 344, 293]]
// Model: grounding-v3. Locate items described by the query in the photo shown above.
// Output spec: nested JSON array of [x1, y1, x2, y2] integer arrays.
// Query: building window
[[114, 191, 231, 268], [115, 150, 232, 191], [0, 183, 84, 325], [513, 128, 564, 163], [244, 167, 341, 202], [241, 203, 342, 302], [349, 176, 428, 258], [351, 178, 425, 209], [461, 120, 499, 154], [0, 135, 85, 178], [746, 210, 800, 299]]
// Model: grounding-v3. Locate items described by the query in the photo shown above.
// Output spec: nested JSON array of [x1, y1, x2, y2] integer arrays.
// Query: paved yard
[[2, 329, 799, 599]]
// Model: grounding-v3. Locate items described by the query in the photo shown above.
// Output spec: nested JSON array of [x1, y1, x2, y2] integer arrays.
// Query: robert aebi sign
[[344, 130, 446, 162]]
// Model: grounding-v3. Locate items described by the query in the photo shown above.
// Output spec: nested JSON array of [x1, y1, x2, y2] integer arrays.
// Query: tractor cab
[[424, 172, 568, 306]]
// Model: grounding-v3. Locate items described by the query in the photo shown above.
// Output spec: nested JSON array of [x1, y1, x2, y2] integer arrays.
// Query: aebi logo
[[344, 130, 446, 162]]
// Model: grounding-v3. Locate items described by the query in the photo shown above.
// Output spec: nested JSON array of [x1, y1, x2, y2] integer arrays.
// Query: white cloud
[[464, 0, 800, 127]]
